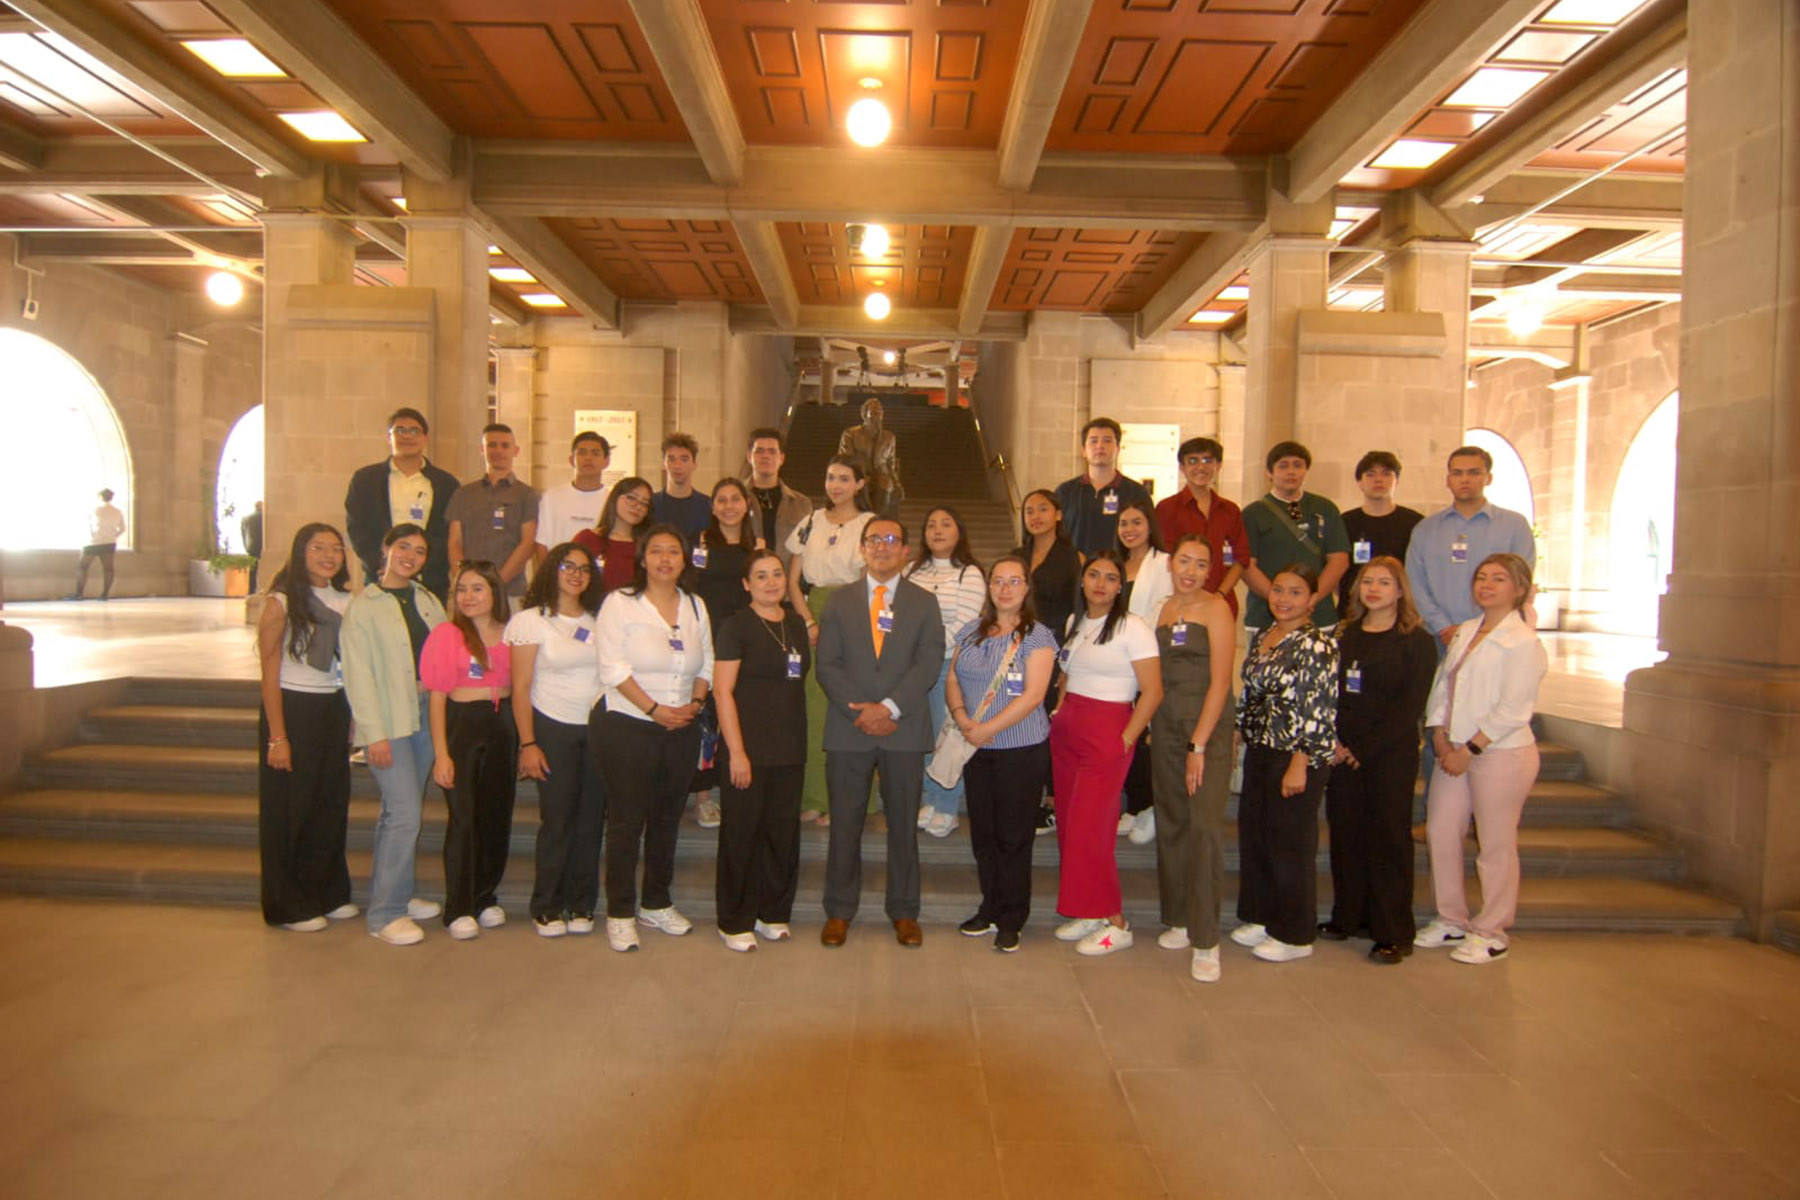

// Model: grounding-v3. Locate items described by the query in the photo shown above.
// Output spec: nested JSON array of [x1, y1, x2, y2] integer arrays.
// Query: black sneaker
[[1034, 803, 1056, 837], [994, 929, 1021, 953], [959, 915, 996, 937], [1316, 921, 1353, 941]]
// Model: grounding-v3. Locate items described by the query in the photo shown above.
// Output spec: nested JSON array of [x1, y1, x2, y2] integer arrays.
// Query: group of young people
[[256, 411, 1547, 980]]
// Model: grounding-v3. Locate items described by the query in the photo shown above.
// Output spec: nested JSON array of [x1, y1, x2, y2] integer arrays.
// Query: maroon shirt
[[1154, 488, 1249, 617], [571, 530, 639, 593]]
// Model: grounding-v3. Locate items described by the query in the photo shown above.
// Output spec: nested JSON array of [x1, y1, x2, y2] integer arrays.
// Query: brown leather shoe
[[893, 918, 923, 947], [821, 917, 850, 947]]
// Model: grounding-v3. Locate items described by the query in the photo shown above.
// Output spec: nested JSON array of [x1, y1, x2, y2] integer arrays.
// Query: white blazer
[[1424, 611, 1548, 749], [1125, 549, 1173, 626]]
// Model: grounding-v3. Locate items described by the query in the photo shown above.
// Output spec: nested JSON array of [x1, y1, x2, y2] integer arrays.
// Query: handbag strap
[[971, 635, 1023, 722]]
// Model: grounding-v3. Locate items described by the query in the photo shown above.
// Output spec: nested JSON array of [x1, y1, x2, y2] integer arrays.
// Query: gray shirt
[[445, 474, 540, 595]]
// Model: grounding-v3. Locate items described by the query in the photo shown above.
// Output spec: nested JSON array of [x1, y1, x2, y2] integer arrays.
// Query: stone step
[[1773, 911, 1800, 956], [81, 704, 260, 747], [0, 836, 1743, 934], [0, 789, 1682, 878], [123, 678, 261, 708]]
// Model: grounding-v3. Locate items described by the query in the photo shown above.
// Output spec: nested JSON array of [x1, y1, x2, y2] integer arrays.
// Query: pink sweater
[[419, 623, 513, 694]]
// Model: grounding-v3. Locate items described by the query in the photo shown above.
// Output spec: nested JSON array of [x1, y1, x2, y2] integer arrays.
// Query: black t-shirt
[[1016, 537, 1083, 645], [381, 584, 432, 671], [715, 607, 811, 767], [1334, 622, 1437, 763], [690, 541, 752, 630], [751, 486, 782, 547], [1339, 506, 1424, 612]]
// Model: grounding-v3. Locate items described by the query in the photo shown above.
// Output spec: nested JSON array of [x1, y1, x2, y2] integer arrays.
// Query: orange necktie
[[870, 584, 888, 657]]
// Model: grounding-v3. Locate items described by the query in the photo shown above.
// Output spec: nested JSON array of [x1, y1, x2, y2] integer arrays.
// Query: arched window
[[0, 329, 133, 550], [1606, 393, 1678, 634], [216, 404, 264, 553], [1461, 427, 1535, 527]]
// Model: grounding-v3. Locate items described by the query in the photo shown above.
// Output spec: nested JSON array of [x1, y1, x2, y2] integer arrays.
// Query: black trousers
[[258, 690, 352, 925], [1123, 729, 1153, 816], [594, 710, 702, 919], [440, 698, 519, 923], [964, 741, 1049, 934], [529, 708, 605, 922], [714, 750, 803, 934], [1236, 743, 1328, 946], [75, 543, 116, 598], [1326, 743, 1420, 945]]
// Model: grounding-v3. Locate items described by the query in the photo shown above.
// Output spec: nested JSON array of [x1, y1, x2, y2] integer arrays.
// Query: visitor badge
[[1451, 535, 1469, 564], [1057, 644, 1071, 668], [468, 658, 485, 680], [1314, 516, 1325, 538], [1221, 542, 1234, 566], [1346, 664, 1363, 694], [1171, 622, 1187, 646], [1005, 668, 1024, 698], [490, 506, 506, 530], [877, 608, 895, 634], [573, 626, 591, 643], [786, 651, 803, 679], [1354, 539, 1372, 564], [1102, 490, 1119, 515], [409, 504, 425, 521], [690, 544, 708, 569], [669, 635, 684, 652]]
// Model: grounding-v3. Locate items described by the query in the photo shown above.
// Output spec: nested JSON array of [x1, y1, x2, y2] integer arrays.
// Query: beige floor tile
[[961, 950, 1087, 1008], [841, 1064, 992, 1149], [1118, 1069, 1295, 1150], [1329, 1009, 1499, 1076], [1252, 1068, 1441, 1150], [974, 1005, 1110, 1073], [1383, 1072, 1576, 1148], [11, 1118, 236, 1200], [1215, 1012, 1365, 1075], [668, 1136, 840, 1200], [1442, 1015, 1618, 1084], [1151, 1141, 1335, 1200], [1637, 1073, 1800, 1185], [984, 1063, 1141, 1143], [1519, 1072, 1726, 1152], [698, 1054, 853, 1136], [1459, 1142, 1650, 1200], [852, 996, 978, 1067], [1303, 1148, 1491, 1200], [1603, 1150, 1795, 1199], [996, 1140, 1170, 1199], [835, 1139, 1004, 1200]]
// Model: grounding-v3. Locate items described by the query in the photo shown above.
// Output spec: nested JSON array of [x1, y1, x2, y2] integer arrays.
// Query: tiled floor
[[1, 898, 1796, 1199]]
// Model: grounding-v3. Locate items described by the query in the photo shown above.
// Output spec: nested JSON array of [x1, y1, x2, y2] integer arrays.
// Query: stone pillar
[[1374, 237, 1478, 506], [172, 338, 206, 557], [1215, 363, 1248, 503], [492, 346, 538, 483], [1622, 0, 1800, 937], [1546, 369, 1591, 621], [1242, 234, 1329, 477], [403, 214, 492, 480]]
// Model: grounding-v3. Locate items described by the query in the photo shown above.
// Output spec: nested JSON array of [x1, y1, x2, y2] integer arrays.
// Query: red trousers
[[1050, 693, 1135, 918]]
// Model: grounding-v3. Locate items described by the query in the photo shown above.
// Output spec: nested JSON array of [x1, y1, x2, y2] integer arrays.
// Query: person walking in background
[[254, 522, 354, 932], [907, 505, 987, 840], [1337, 451, 1422, 616], [344, 407, 459, 598], [241, 500, 264, 594], [68, 487, 126, 600], [1321, 556, 1437, 964]]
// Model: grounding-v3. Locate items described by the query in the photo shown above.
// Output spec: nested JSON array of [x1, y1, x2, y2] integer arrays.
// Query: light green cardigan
[[340, 581, 448, 745]]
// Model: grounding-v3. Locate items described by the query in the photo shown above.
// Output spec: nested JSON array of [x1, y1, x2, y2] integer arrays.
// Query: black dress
[[1017, 537, 1083, 646]]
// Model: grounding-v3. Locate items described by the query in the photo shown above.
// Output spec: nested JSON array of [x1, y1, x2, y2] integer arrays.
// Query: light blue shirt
[[1404, 502, 1536, 635]]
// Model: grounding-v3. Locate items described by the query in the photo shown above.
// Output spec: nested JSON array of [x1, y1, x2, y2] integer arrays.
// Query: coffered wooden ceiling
[[546, 217, 764, 304], [780, 222, 973, 308], [990, 228, 1199, 312]]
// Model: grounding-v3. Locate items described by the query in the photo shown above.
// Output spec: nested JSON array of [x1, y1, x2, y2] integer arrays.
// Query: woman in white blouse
[[784, 454, 874, 822], [1415, 553, 1548, 965], [593, 524, 715, 953], [907, 505, 988, 838], [1115, 496, 1173, 844]]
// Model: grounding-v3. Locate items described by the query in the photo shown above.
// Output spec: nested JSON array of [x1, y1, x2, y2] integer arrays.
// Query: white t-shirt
[[1061, 612, 1159, 702], [504, 606, 602, 725], [269, 587, 353, 693], [785, 510, 872, 588], [596, 588, 715, 721], [535, 481, 610, 550]]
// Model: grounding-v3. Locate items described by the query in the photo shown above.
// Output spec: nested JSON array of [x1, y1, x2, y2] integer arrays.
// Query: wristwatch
[[1187, 741, 1205, 753], [1465, 741, 1484, 756]]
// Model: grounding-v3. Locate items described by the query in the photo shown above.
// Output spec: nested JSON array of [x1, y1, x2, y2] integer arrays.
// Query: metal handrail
[[962, 390, 1020, 525]]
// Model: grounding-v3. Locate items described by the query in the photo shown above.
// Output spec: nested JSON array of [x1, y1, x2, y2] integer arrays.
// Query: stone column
[[1376, 237, 1478, 505], [1242, 234, 1330, 473], [1215, 362, 1248, 503], [403, 214, 492, 480], [1622, 0, 1800, 937], [492, 346, 538, 483], [172, 337, 206, 557]]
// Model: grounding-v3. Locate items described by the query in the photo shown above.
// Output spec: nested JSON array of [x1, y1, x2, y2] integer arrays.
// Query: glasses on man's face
[[390, 425, 425, 437], [1184, 455, 1218, 467], [557, 562, 593, 576], [863, 533, 902, 548]]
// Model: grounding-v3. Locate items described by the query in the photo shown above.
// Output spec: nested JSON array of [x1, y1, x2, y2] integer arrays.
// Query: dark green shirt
[[1242, 492, 1350, 628]]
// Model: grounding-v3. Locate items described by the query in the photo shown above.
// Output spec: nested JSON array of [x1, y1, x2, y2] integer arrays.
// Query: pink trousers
[[1050, 694, 1134, 919], [1426, 744, 1540, 946]]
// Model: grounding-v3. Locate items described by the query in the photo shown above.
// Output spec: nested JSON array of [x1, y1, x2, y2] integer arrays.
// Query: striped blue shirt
[[952, 619, 1058, 750]]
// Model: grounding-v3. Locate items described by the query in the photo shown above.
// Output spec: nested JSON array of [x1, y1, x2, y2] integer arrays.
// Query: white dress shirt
[[596, 587, 715, 721]]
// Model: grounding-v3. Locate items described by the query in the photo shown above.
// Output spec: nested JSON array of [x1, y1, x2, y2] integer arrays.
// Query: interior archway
[[0, 329, 133, 551], [216, 404, 265, 554], [1461, 427, 1536, 528], [1605, 393, 1678, 635]]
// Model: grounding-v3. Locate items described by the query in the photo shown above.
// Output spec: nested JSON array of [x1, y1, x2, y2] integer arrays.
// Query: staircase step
[[81, 705, 259, 747], [1535, 742, 1584, 781], [123, 678, 261, 708], [1773, 911, 1800, 956]]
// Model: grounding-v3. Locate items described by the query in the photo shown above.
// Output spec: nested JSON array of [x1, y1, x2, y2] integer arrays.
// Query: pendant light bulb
[[846, 96, 891, 147], [205, 271, 245, 307], [864, 291, 892, 320], [860, 222, 889, 259]]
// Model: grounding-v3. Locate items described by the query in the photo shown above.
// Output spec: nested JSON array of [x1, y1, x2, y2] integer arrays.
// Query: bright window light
[[1541, 0, 1651, 25], [1187, 310, 1235, 325], [488, 267, 536, 283], [1368, 139, 1456, 170], [1445, 67, 1552, 109], [180, 39, 285, 78], [1218, 285, 1249, 300], [520, 293, 567, 308], [276, 110, 367, 143]]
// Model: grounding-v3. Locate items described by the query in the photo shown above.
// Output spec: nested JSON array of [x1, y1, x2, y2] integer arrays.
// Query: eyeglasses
[[1183, 455, 1219, 466], [619, 493, 650, 507], [862, 533, 902, 547], [557, 562, 593, 576], [992, 577, 1028, 588], [389, 425, 425, 437]]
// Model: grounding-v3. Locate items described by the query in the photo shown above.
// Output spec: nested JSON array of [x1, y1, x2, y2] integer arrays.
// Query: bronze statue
[[837, 397, 904, 518]]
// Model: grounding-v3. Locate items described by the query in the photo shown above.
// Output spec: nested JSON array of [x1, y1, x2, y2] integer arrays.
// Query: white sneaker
[[535, 917, 568, 939], [1413, 918, 1467, 949], [325, 903, 359, 920], [406, 898, 441, 921], [1228, 922, 1268, 948], [372, 916, 424, 946], [1157, 926, 1190, 950], [638, 906, 693, 936], [697, 796, 722, 829], [565, 915, 595, 936], [754, 920, 792, 941], [1055, 916, 1108, 942], [606, 917, 640, 952], [448, 916, 479, 940], [1075, 922, 1134, 957], [281, 916, 329, 933], [1251, 936, 1314, 962], [917, 805, 935, 830], [1191, 946, 1222, 983], [720, 930, 757, 953], [1116, 812, 1136, 836], [1450, 933, 1508, 964], [1128, 810, 1157, 845], [477, 905, 506, 928], [925, 812, 959, 838]]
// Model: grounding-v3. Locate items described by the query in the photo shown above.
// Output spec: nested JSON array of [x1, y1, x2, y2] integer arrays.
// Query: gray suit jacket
[[815, 574, 945, 755]]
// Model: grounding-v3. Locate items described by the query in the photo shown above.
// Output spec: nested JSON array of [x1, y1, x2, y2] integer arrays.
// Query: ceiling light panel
[[1368, 139, 1456, 170], [1495, 31, 1597, 63], [520, 293, 567, 308], [1445, 67, 1553, 109], [277, 110, 367, 142], [1186, 310, 1235, 325], [180, 39, 286, 78], [0, 33, 150, 117], [488, 267, 536, 283], [1540, 0, 1652, 26]]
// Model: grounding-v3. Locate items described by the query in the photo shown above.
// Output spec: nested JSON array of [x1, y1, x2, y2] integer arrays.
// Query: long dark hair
[[523, 542, 603, 616], [270, 522, 350, 661], [627, 523, 690, 596], [703, 478, 757, 553], [1018, 487, 1065, 547], [966, 553, 1038, 646], [826, 454, 872, 513], [447, 559, 511, 669], [1112, 496, 1165, 558], [908, 504, 979, 578], [596, 476, 652, 542], [1078, 549, 1131, 646]]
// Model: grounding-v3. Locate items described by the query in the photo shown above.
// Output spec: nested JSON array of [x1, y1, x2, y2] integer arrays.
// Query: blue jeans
[[921, 658, 965, 819], [366, 694, 434, 932]]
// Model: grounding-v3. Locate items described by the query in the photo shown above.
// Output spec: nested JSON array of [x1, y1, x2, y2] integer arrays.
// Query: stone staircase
[[0, 678, 1746, 935]]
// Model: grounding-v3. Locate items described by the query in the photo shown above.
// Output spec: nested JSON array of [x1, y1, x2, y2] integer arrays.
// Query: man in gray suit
[[815, 515, 945, 947]]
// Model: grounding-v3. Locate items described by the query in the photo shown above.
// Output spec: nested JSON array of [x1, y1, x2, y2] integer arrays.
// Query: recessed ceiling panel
[[546, 218, 765, 303], [989, 228, 1202, 313], [778, 223, 975, 308]]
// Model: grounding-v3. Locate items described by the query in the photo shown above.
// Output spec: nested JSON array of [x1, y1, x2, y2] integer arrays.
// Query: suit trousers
[[595, 710, 702, 918], [714, 751, 803, 934], [1236, 743, 1327, 946], [529, 709, 605, 922], [440, 698, 518, 923], [1325, 743, 1420, 946], [1050, 694, 1134, 919], [823, 746, 924, 921], [1426, 743, 1539, 947], [964, 741, 1049, 933], [258, 690, 352, 925]]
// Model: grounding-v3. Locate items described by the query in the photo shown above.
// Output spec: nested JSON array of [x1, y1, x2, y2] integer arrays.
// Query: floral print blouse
[[1237, 623, 1340, 767]]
